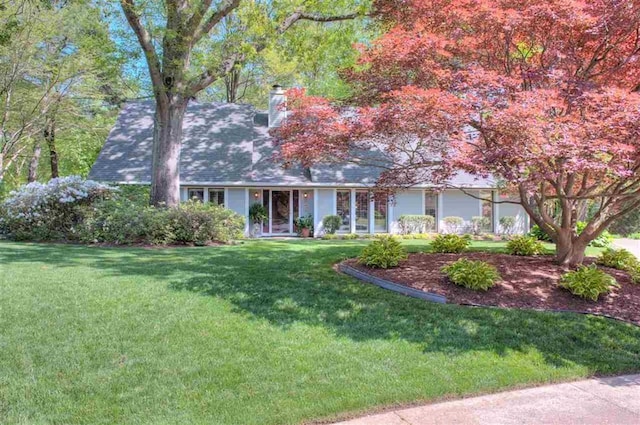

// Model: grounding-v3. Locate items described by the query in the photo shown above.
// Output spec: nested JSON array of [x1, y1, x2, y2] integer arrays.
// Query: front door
[[271, 190, 292, 234]]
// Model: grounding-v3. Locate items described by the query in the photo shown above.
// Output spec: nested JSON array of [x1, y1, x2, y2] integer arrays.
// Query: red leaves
[[275, 0, 640, 201]]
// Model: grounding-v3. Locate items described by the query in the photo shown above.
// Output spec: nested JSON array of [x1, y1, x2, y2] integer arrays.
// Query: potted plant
[[248, 203, 268, 237], [294, 214, 314, 238]]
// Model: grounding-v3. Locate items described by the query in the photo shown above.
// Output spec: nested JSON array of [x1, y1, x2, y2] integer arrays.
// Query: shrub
[[499, 216, 517, 234], [431, 234, 470, 253], [248, 203, 267, 224], [609, 207, 640, 236], [529, 224, 553, 242], [506, 236, 545, 256], [559, 265, 619, 301], [322, 215, 342, 234], [597, 248, 637, 271], [321, 233, 338, 240], [470, 216, 491, 235], [575, 222, 613, 247], [529, 222, 612, 247], [442, 216, 464, 234], [442, 258, 501, 291], [343, 233, 359, 240], [294, 214, 314, 236], [358, 235, 407, 269], [0, 176, 116, 241], [398, 215, 436, 234], [168, 200, 245, 245], [629, 232, 640, 240]]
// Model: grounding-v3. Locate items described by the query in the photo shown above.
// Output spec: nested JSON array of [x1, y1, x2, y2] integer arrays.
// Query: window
[[355, 190, 369, 233], [425, 192, 437, 219], [374, 194, 388, 233], [188, 188, 204, 202], [480, 190, 494, 232], [208, 189, 224, 206], [336, 190, 351, 232]]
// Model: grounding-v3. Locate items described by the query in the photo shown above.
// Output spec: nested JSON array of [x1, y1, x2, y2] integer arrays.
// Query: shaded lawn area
[[0, 240, 638, 425]]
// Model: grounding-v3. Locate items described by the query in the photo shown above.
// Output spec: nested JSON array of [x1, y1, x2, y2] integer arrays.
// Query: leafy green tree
[[118, 0, 369, 206]]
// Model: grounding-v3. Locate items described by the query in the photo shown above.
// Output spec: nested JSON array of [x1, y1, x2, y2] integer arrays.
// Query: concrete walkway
[[333, 374, 640, 425], [613, 238, 640, 259]]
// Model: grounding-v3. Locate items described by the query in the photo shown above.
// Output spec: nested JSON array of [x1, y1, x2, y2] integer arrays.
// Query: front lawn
[[1, 240, 638, 425]]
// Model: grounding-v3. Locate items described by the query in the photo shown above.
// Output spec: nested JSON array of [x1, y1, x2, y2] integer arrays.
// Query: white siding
[[227, 188, 247, 217], [314, 189, 335, 236], [300, 190, 314, 217], [497, 203, 529, 234], [390, 191, 423, 233], [441, 189, 480, 233]]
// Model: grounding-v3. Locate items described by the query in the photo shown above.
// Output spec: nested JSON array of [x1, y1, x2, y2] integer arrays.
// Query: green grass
[[0, 240, 638, 425]]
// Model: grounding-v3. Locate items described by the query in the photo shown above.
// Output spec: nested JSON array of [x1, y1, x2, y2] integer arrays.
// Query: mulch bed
[[344, 253, 640, 326]]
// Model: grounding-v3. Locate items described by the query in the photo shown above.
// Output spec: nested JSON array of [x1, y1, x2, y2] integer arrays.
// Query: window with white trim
[[425, 192, 437, 219], [188, 188, 204, 202], [208, 189, 225, 206]]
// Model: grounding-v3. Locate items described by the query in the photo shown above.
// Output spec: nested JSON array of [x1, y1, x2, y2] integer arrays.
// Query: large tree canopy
[[276, 0, 640, 266], [119, 0, 369, 206]]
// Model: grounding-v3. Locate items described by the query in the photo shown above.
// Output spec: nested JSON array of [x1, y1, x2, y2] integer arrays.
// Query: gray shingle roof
[[89, 101, 495, 188]]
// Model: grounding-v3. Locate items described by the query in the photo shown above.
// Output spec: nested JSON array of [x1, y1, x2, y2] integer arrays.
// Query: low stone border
[[338, 263, 447, 304]]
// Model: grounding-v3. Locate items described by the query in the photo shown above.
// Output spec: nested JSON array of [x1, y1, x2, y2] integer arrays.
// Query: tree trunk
[[44, 117, 58, 179], [555, 229, 589, 267], [150, 99, 187, 207], [27, 142, 42, 183]]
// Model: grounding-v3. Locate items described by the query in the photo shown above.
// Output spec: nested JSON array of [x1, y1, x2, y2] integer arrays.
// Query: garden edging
[[338, 263, 447, 304]]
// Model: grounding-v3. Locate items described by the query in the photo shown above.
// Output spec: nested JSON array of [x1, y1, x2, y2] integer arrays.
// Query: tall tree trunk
[[27, 141, 42, 183], [44, 117, 58, 178], [555, 229, 589, 267], [150, 99, 187, 207]]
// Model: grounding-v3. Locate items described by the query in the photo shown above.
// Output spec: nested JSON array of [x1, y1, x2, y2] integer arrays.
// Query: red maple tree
[[275, 0, 640, 266]]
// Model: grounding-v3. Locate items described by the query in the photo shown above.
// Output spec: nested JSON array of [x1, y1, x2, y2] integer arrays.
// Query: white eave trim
[[110, 181, 498, 190]]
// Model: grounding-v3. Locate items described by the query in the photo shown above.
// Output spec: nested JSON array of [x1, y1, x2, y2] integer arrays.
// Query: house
[[89, 86, 529, 237]]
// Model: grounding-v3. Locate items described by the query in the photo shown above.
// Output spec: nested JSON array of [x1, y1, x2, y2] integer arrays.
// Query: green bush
[[398, 215, 436, 234], [499, 216, 517, 234], [343, 233, 359, 240], [597, 248, 638, 271], [442, 258, 501, 291], [167, 200, 245, 245], [559, 265, 619, 301], [506, 236, 545, 256], [321, 233, 338, 240], [529, 224, 553, 242], [248, 203, 267, 224], [575, 222, 612, 247], [358, 235, 408, 269], [322, 215, 342, 234], [80, 198, 244, 245], [529, 222, 612, 247], [431, 234, 470, 253], [629, 232, 640, 240], [470, 216, 490, 235], [442, 216, 464, 234]]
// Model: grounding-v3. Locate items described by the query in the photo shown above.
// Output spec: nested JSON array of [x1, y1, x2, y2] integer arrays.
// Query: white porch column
[[313, 188, 320, 237], [493, 190, 500, 234], [437, 192, 444, 233], [369, 193, 375, 234], [388, 196, 394, 234], [244, 188, 250, 236], [350, 189, 356, 234]]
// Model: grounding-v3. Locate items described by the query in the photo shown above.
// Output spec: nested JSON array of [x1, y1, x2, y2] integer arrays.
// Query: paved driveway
[[613, 238, 640, 258], [334, 374, 640, 425]]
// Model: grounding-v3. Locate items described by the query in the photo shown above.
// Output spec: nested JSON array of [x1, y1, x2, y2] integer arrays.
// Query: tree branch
[[120, 0, 165, 104], [191, 0, 241, 45]]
